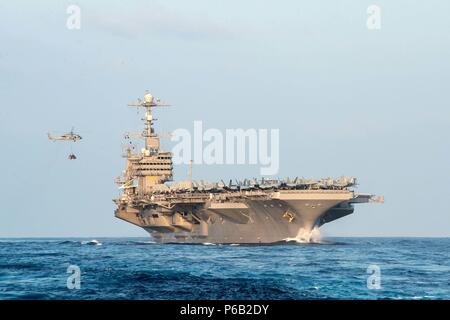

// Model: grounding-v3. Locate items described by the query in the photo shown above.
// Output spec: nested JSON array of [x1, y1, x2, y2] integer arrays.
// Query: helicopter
[[47, 127, 82, 142], [48, 127, 82, 160]]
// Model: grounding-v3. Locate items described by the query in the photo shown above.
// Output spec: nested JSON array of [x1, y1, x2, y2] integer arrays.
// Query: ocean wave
[[81, 240, 102, 246], [57, 240, 79, 245], [131, 241, 157, 245], [1, 237, 449, 300]]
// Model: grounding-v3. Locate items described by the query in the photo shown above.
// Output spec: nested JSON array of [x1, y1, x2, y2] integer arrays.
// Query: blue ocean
[[0, 238, 448, 300]]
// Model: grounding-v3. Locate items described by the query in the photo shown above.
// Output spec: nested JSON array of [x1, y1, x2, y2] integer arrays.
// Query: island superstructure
[[114, 92, 383, 243]]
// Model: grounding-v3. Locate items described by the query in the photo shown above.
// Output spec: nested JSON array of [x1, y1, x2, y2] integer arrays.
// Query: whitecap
[[283, 227, 322, 244], [133, 241, 157, 245], [81, 239, 102, 246]]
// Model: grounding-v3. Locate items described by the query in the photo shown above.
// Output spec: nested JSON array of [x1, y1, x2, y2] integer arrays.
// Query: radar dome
[[144, 93, 154, 104]]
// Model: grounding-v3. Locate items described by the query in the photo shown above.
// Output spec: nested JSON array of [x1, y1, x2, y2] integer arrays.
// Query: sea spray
[[284, 227, 322, 243], [81, 239, 102, 246]]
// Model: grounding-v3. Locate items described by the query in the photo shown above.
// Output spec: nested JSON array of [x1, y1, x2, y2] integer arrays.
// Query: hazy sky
[[1, 1, 449, 237]]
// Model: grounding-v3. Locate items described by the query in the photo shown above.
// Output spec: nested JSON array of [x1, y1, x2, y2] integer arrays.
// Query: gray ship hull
[[115, 190, 372, 244]]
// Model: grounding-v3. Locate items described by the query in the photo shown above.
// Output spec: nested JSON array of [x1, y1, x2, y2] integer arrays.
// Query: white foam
[[283, 227, 322, 244], [135, 241, 157, 245], [81, 239, 102, 246]]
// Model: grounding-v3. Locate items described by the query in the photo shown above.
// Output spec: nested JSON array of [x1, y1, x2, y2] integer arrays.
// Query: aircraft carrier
[[114, 92, 383, 244]]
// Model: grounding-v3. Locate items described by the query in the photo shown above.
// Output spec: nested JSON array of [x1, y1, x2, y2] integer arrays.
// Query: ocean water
[[0, 238, 448, 300]]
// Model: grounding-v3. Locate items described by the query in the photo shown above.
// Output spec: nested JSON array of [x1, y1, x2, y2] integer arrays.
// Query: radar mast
[[128, 91, 170, 155], [123, 91, 173, 193]]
